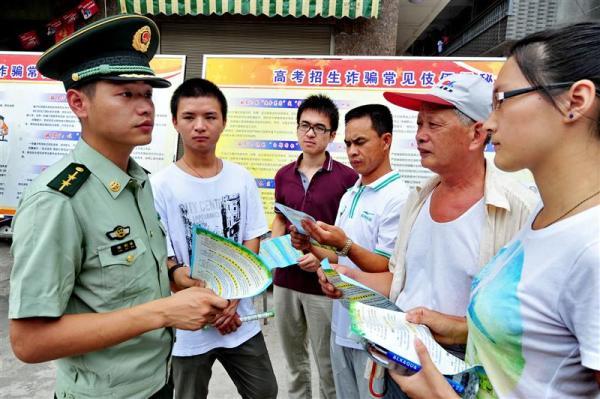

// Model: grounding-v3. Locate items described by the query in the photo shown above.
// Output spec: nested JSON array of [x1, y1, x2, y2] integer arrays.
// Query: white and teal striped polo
[[332, 170, 409, 349]]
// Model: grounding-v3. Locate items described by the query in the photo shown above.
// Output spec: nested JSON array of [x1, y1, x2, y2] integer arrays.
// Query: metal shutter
[[160, 21, 332, 78]]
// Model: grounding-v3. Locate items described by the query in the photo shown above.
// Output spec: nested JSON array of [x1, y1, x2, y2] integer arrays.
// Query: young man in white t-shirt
[[151, 78, 277, 399]]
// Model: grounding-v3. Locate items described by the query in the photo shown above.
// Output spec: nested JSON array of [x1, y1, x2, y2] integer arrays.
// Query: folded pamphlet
[[321, 259, 399, 311], [190, 226, 272, 299], [274, 202, 316, 235], [350, 302, 484, 397], [258, 234, 303, 270]]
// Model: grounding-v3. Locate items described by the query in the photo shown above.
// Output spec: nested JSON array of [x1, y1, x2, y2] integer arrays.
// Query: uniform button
[[109, 181, 121, 192], [127, 255, 135, 263], [149, 230, 153, 237]]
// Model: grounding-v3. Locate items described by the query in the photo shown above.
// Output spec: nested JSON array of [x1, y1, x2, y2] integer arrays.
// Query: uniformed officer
[[8, 14, 228, 399]]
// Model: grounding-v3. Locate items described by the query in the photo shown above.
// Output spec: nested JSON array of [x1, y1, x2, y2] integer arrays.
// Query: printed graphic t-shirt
[[152, 161, 268, 356], [466, 205, 600, 398]]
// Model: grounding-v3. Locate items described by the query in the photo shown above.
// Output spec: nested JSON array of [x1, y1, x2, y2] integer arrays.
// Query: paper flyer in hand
[[321, 259, 399, 311], [349, 302, 484, 397], [258, 234, 302, 270], [274, 202, 316, 235], [190, 226, 272, 299], [349, 302, 471, 375]]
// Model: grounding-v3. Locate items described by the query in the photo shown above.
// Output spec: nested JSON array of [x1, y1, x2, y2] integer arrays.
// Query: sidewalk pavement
[[0, 240, 319, 398]]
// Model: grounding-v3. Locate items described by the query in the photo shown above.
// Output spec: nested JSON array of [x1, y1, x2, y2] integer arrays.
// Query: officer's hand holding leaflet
[[9, 286, 229, 363], [161, 287, 229, 331], [168, 258, 242, 335]]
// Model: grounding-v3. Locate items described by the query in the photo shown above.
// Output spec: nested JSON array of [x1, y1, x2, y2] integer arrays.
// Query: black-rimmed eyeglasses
[[493, 82, 575, 110], [297, 122, 333, 135]]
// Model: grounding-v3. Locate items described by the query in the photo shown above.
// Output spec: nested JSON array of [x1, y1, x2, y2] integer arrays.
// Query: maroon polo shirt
[[273, 151, 358, 295]]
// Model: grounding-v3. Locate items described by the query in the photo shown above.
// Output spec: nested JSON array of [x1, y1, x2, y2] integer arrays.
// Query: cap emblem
[[438, 79, 456, 92], [132, 25, 151, 53]]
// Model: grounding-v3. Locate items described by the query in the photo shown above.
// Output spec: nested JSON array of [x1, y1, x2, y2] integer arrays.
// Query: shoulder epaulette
[[47, 163, 91, 197]]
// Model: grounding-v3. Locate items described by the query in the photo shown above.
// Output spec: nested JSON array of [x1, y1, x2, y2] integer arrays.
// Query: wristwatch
[[335, 238, 353, 257]]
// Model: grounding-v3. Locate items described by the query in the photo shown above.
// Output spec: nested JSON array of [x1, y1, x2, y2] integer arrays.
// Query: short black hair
[[344, 104, 393, 136], [296, 94, 339, 133], [509, 22, 600, 136], [72, 80, 97, 98], [170, 78, 227, 120]]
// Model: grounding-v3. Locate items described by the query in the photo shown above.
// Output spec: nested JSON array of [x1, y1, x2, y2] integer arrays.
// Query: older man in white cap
[[382, 73, 538, 343], [319, 73, 538, 397]]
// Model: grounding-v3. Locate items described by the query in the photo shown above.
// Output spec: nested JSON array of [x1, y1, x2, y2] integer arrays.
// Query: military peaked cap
[[36, 14, 170, 90]]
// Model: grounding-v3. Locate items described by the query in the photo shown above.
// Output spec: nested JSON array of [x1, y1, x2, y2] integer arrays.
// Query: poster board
[[0, 52, 186, 216], [203, 55, 535, 225]]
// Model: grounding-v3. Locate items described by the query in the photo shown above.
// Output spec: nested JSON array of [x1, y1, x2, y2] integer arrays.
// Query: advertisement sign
[[0, 51, 185, 216], [204, 56, 532, 224]]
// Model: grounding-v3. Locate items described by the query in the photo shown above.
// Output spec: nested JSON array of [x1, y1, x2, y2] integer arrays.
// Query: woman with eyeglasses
[[390, 22, 600, 399]]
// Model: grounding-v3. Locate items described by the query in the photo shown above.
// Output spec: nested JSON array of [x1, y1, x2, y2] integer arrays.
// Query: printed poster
[[203, 55, 535, 225], [0, 51, 185, 216]]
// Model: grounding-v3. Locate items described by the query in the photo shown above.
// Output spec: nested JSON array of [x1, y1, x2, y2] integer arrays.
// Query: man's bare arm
[[10, 287, 227, 363], [270, 214, 287, 238], [302, 220, 389, 272]]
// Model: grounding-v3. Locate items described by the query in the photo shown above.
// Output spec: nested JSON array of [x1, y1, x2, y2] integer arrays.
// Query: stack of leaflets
[[349, 301, 483, 397]]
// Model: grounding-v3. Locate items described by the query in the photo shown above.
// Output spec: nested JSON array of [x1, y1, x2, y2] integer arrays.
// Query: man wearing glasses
[[271, 94, 357, 399]]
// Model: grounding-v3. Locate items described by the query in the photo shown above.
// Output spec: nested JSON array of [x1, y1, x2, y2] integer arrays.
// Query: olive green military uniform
[[9, 140, 172, 398], [9, 13, 175, 399]]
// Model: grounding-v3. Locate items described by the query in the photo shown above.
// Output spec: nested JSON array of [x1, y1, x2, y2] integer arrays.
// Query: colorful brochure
[[258, 234, 303, 270], [274, 202, 316, 235], [350, 302, 483, 397], [321, 259, 399, 311], [190, 226, 272, 299]]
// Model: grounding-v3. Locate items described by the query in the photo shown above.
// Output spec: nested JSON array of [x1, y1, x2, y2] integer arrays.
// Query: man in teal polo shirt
[[8, 15, 227, 399]]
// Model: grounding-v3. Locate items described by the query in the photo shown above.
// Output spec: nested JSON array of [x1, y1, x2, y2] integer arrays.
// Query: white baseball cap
[[383, 73, 493, 122]]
